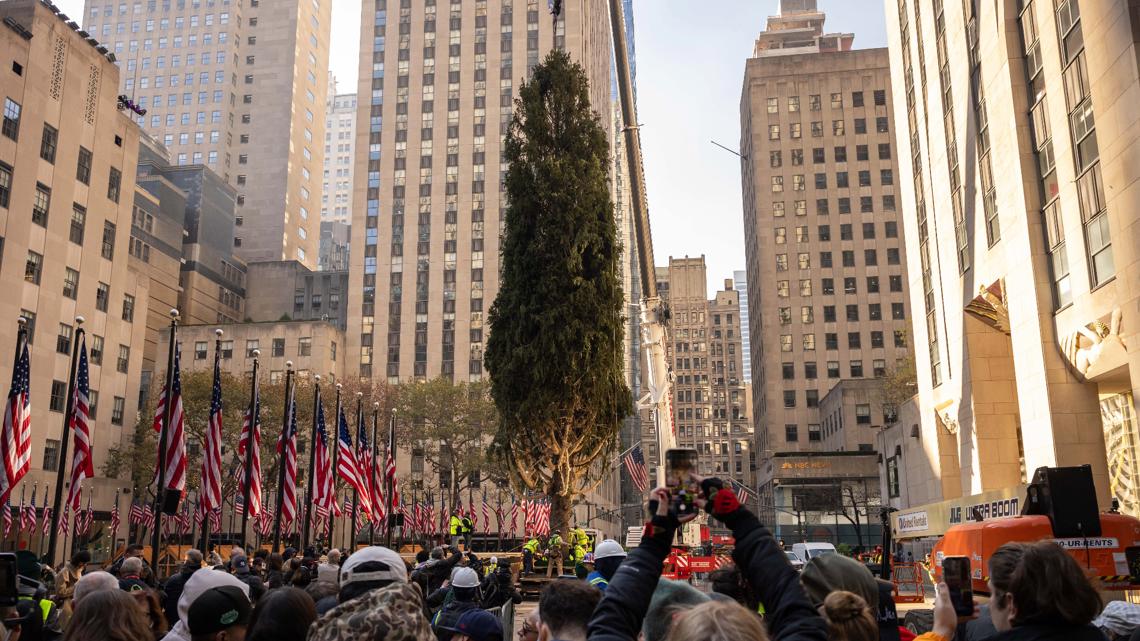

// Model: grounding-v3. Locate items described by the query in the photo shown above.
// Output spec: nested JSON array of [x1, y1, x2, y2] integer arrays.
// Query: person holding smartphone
[[587, 473, 828, 641]]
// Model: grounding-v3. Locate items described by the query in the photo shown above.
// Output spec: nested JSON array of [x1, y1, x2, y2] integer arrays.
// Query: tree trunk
[[548, 470, 573, 537]]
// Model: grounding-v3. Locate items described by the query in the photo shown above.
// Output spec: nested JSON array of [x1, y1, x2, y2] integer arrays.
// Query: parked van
[[792, 542, 837, 562]]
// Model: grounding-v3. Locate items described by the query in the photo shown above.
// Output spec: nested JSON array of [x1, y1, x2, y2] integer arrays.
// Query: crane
[[607, 0, 676, 486]]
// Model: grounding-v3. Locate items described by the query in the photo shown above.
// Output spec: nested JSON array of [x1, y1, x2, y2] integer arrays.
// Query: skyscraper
[[652, 258, 753, 491], [733, 270, 751, 383], [347, 0, 613, 382], [740, 1, 910, 542], [323, 75, 356, 226], [81, 0, 332, 269], [883, 0, 1140, 512], [0, 0, 151, 517]]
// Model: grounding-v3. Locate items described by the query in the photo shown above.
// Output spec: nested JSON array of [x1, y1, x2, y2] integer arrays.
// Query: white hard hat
[[594, 539, 627, 560], [340, 546, 407, 586], [451, 566, 480, 589], [489, 556, 498, 566]]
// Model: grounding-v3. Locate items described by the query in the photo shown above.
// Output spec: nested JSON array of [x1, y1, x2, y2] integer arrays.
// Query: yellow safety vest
[[524, 539, 539, 554], [449, 516, 462, 535]]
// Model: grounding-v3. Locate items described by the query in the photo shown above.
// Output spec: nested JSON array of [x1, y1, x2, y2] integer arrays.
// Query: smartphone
[[664, 448, 699, 516], [941, 555, 973, 616], [0, 553, 16, 607]]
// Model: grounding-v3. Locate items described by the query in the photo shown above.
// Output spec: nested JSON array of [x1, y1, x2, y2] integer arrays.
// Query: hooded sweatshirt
[[159, 569, 251, 641]]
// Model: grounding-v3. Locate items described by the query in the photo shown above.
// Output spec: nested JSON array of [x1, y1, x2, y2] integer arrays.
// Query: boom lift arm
[[608, 0, 675, 485]]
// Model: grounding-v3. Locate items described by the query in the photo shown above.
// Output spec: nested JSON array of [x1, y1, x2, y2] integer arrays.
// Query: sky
[[59, 0, 887, 295]]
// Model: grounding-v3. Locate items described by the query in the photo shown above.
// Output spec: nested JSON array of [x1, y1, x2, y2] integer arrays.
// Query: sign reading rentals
[[892, 485, 1027, 539]]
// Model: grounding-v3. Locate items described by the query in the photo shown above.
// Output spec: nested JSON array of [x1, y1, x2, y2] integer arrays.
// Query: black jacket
[[479, 569, 522, 609], [162, 564, 198, 625], [991, 623, 1107, 641], [233, 569, 266, 602], [410, 551, 463, 595], [722, 509, 828, 641], [587, 496, 827, 641], [431, 599, 480, 641]]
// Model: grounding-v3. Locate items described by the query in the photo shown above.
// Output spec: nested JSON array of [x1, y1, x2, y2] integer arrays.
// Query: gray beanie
[[642, 578, 710, 641]]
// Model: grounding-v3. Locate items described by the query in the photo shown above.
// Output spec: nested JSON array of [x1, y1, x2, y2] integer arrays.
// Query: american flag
[[78, 494, 93, 536], [110, 499, 120, 537], [384, 441, 399, 514], [41, 502, 51, 537], [0, 338, 31, 504], [177, 503, 191, 536], [424, 501, 435, 536], [129, 499, 144, 526], [152, 344, 187, 494], [336, 406, 370, 516], [22, 485, 36, 533], [1, 500, 10, 537], [57, 505, 68, 536], [342, 497, 353, 521], [729, 479, 752, 504], [276, 388, 299, 525], [200, 350, 224, 514], [66, 338, 94, 511], [623, 444, 650, 494], [209, 507, 221, 532], [508, 502, 519, 536], [237, 377, 262, 518], [142, 503, 155, 532], [482, 496, 491, 531], [313, 396, 334, 515], [535, 500, 551, 534]]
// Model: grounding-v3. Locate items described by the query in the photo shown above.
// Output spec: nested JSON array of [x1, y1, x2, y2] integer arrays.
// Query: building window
[[111, 397, 125, 425], [892, 303, 906, 320], [95, 282, 110, 312], [56, 323, 73, 355], [783, 390, 796, 408], [299, 337, 312, 357], [117, 345, 130, 373], [76, 147, 92, 185], [785, 424, 798, 442], [873, 359, 887, 378], [2, 98, 21, 140], [808, 423, 821, 441], [43, 439, 60, 472], [49, 380, 67, 412], [122, 294, 135, 322], [806, 391, 819, 408], [850, 361, 864, 378], [90, 335, 103, 365], [856, 404, 872, 424], [40, 124, 58, 163], [220, 340, 234, 359], [246, 340, 259, 357], [827, 361, 840, 378], [32, 183, 50, 227], [70, 205, 87, 245], [62, 268, 79, 300], [107, 167, 122, 203], [0, 162, 10, 208], [887, 456, 900, 498], [194, 341, 208, 360], [102, 222, 116, 259], [24, 251, 42, 284]]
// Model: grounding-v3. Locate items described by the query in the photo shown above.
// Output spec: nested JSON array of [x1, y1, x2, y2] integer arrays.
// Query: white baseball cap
[[594, 539, 627, 560], [451, 567, 480, 589], [340, 546, 407, 586]]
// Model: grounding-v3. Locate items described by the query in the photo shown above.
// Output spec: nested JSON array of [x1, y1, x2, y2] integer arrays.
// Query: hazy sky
[[61, 0, 887, 295]]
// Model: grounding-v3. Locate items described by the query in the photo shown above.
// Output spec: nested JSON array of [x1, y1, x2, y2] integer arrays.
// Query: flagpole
[[47, 316, 84, 566], [327, 383, 341, 550], [149, 310, 179, 574], [239, 351, 260, 546], [385, 409, 396, 549], [301, 374, 322, 553], [369, 404, 378, 546], [112, 490, 120, 548], [39, 485, 47, 558], [272, 363, 294, 554], [346, 393, 359, 549], [197, 331, 221, 555]]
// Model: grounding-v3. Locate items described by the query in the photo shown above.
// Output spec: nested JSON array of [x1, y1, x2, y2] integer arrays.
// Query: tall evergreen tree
[[485, 50, 632, 535]]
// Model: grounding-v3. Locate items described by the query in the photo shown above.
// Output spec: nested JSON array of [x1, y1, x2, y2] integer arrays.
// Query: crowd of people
[[0, 475, 1133, 641]]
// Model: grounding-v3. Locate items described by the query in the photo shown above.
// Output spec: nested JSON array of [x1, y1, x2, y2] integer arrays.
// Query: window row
[[767, 117, 890, 141], [772, 196, 896, 217], [765, 90, 888, 115]]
